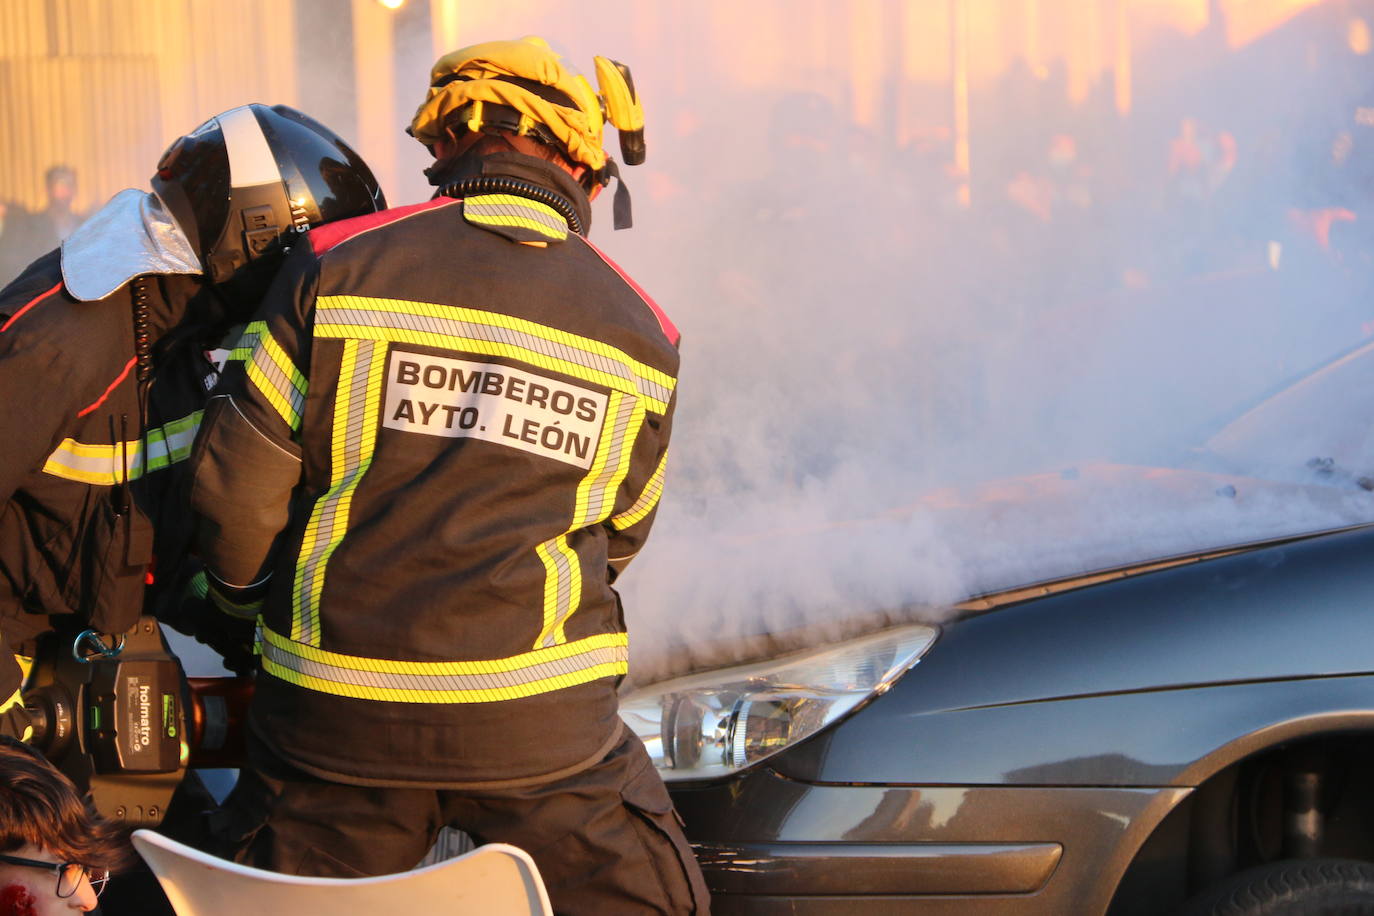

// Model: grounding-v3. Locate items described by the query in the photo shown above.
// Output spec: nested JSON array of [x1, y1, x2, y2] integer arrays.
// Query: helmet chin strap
[[599, 159, 633, 231]]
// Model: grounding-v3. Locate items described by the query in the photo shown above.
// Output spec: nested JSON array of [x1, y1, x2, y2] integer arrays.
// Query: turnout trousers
[[217, 727, 711, 915]]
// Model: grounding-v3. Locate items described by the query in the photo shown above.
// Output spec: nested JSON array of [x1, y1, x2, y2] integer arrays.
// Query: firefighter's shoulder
[[573, 235, 680, 349], [306, 197, 461, 257]]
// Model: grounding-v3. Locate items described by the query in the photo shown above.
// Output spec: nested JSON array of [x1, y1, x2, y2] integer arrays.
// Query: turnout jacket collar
[[61, 189, 202, 302], [427, 150, 593, 235]]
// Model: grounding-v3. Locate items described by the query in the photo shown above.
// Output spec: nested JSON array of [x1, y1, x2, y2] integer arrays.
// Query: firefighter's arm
[[604, 391, 676, 581], [188, 245, 317, 594], [0, 322, 85, 504]]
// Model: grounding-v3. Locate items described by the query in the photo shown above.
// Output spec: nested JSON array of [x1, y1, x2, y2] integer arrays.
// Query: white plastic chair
[[131, 829, 553, 916]]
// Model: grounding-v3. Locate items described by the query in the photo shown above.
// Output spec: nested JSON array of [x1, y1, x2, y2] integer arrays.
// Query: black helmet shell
[[152, 103, 386, 284]]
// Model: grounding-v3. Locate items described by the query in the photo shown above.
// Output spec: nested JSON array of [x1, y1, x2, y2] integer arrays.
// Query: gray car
[[620, 338, 1374, 914]]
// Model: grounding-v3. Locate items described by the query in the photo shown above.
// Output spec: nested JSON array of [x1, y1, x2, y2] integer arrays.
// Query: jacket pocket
[[45, 487, 151, 633]]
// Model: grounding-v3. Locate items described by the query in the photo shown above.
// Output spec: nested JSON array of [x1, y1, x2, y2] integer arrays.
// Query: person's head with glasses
[[0, 738, 132, 914]]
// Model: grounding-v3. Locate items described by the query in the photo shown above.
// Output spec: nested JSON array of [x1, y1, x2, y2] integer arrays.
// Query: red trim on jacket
[[309, 198, 460, 256], [0, 282, 63, 332], [77, 357, 137, 418], [575, 238, 680, 347]]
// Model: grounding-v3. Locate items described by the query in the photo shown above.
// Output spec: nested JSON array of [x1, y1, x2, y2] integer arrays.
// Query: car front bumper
[[671, 769, 1188, 915]]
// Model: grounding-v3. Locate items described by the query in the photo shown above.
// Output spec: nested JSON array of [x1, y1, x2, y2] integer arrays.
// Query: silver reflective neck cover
[[61, 189, 202, 302]]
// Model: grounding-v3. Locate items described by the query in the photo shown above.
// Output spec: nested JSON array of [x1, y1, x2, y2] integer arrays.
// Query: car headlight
[[620, 623, 939, 781]]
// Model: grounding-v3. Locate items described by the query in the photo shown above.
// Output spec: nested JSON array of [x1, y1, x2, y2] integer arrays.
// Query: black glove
[[181, 571, 259, 676]]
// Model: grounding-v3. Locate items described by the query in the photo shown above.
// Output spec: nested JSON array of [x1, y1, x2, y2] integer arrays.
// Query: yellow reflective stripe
[[259, 627, 628, 704], [534, 536, 582, 649], [209, 588, 263, 621], [314, 296, 675, 414], [228, 320, 307, 431], [15, 655, 32, 685], [611, 448, 668, 531], [227, 322, 263, 362], [41, 410, 204, 485], [0, 686, 23, 714], [291, 340, 385, 645], [464, 194, 568, 241], [0, 686, 29, 747], [535, 392, 643, 648]]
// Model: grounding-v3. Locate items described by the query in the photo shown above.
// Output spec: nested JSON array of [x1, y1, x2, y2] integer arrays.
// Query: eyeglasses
[[0, 853, 109, 898]]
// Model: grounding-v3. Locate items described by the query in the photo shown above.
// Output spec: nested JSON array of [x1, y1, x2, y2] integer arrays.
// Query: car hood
[[621, 462, 1374, 688]]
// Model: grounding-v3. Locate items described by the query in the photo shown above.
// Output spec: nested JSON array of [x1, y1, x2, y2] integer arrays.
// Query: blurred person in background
[[0, 104, 385, 744], [0, 736, 134, 914], [28, 167, 86, 253], [190, 37, 706, 914]]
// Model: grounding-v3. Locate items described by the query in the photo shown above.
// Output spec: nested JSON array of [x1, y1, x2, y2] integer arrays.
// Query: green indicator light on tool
[[89, 706, 101, 730]]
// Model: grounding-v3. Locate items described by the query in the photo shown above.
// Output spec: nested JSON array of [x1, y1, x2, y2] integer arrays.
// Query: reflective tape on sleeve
[[227, 320, 307, 431], [259, 627, 629, 703], [41, 410, 203, 485]]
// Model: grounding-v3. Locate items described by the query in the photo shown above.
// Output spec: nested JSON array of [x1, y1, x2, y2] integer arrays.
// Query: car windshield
[[1205, 337, 1374, 484]]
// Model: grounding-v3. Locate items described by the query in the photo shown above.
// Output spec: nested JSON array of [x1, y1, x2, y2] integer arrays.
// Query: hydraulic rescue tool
[[21, 616, 250, 827]]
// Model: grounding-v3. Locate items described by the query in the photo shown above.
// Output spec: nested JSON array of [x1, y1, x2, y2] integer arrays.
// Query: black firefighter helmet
[[152, 103, 386, 285]]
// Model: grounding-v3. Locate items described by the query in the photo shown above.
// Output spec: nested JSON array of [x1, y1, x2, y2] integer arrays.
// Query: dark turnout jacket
[[0, 253, 216, 709], [190, 170, 680, 787]]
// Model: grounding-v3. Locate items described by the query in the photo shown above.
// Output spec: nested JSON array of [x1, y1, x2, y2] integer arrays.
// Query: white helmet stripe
[[218, 105, 281, 188]]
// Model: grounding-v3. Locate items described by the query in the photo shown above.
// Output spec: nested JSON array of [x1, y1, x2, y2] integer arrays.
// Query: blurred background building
[[0, 0, 1361, 218]]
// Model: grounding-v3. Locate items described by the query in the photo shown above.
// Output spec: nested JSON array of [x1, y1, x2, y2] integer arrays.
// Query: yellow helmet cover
[[410, 36, 644, 174]]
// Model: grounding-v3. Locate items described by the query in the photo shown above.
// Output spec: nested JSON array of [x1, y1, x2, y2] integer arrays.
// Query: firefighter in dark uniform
[[0, 104, 385, 742], [189, 37, 708, 914]]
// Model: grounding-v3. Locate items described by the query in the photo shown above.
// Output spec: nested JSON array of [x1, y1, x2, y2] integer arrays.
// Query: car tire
[[1175, 858, 1374, 915]]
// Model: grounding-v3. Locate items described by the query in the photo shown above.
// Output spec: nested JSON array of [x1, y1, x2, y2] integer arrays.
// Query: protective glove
[[182, 571, 260, 677]]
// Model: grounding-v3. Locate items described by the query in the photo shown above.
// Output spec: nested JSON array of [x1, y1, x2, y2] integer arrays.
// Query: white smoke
[[174, 2, 1374, 680]]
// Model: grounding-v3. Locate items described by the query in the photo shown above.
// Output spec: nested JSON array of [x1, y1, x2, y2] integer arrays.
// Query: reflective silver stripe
[[574, 392, 641, 527], [464, 194, 568, 241], [535, 392, 644, 649], [291, 339, 384, 646], [227, 320, 307, 431], [611, 448, 668, 531], [41, 410, 203, 485], [315, 299, 674, 411], [259, 628, 629, 703], [218, 105, 281, 188]]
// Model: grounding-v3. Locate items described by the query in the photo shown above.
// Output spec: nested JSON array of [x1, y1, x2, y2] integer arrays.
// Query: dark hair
[[43, 165, 76, 187], [465, 130, 574, 170], [0, 738, 133, 871]]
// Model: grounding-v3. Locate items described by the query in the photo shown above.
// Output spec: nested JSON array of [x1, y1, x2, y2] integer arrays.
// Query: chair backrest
[[131, 830, 553, 916]]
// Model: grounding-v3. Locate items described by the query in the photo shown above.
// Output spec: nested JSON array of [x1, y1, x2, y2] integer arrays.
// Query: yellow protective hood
[[411, 37, 606, 170]]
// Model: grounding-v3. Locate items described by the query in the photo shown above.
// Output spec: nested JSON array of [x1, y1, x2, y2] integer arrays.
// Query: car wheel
[[1175, 858, 1374, 915]]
